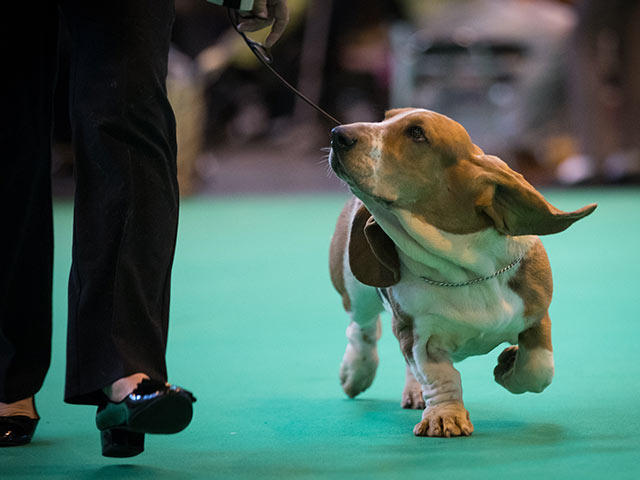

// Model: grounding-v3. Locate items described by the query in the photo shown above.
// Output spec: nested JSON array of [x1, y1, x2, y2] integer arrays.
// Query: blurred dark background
[[51, 0, 640, 196]]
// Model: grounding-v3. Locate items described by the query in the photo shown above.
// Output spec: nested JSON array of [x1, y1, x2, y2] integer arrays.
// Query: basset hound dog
[[328, 108, 596, 437]]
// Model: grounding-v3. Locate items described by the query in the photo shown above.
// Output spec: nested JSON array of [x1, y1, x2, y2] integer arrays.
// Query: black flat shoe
[[0, 398, 40, 447], [96, 379, 196, 458]]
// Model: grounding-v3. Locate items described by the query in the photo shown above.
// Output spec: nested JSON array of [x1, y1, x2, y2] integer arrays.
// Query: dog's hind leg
[[401, 365, 425, 409], [391, 312, 425, 409], [339, 274, 384, 398]]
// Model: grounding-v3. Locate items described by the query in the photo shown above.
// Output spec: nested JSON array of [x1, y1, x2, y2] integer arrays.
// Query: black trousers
[[0, 0, 179, 406]]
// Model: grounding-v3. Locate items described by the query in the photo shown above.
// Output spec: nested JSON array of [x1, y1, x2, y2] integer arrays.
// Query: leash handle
[[228, 8, 342, 127]]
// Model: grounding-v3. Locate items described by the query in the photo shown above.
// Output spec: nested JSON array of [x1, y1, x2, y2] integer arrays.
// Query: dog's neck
[[365, 202, 536, 283]]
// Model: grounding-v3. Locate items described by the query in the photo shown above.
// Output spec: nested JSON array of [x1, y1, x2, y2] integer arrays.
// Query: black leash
[[227, 8, 342, 127]]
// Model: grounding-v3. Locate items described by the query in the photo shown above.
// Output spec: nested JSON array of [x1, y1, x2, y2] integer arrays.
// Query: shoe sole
[[126, 392, 194, 434]]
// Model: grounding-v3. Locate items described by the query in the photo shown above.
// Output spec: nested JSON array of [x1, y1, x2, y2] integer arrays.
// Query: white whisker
[[315, 155, 330, 166], [325, 164, 335, 178]]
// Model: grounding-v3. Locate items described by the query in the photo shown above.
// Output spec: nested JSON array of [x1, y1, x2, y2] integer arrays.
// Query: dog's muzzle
[[329, 126, 357, 179], [329, 126, 364, 193]]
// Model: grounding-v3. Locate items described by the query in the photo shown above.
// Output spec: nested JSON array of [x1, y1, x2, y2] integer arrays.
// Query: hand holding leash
[[236, 0, 290, 48]]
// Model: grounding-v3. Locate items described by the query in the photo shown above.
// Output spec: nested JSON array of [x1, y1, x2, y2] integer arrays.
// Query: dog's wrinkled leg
[[411, 338, 473, 437], [495, 313, 554, 394], [340, 318, 381, 398], [401, 365, 425, 409]]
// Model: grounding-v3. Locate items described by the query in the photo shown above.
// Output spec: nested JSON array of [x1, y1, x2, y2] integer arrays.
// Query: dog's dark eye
[[406, 125, 428, 143]]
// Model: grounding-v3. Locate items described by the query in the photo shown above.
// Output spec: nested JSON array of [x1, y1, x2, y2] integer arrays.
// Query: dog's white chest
[[389, 273, 527, 362]]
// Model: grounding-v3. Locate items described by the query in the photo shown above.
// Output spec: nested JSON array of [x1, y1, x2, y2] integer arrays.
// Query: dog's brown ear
[[476, 157, 597, 236], [349, 204, 401, 287]]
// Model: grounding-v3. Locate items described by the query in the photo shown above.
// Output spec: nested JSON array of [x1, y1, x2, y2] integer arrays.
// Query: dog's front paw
[[494, 346, 518, 384], [494, 346, 554, 394], [339, 344, 378, 398], [413, 402, 473, 437], [401, 378, 425, 410]]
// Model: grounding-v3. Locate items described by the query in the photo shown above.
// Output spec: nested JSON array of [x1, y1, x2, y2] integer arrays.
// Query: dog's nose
[[331, 127, 357, 151]]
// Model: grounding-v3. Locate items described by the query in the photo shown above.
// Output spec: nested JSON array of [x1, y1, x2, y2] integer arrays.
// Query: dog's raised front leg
[[340, 318, 381, 398], [411, 338, 473, 437], [339, 285, 384, 398], [494, 313, 554, 394]]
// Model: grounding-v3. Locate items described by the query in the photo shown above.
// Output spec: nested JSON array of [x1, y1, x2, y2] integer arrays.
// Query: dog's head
[[329, 108, 596, 237]]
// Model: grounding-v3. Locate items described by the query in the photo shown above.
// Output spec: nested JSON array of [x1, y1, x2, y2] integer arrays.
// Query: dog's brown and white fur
[[328, 108, 596, 437]]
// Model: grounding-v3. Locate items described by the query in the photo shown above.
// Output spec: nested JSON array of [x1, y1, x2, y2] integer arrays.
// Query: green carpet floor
[[4, 188, 640, 479]]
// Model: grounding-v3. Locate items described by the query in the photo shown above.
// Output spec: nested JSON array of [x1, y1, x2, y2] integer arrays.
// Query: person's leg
[[0, 4, 58, 410], [59, 0, 180, 406]]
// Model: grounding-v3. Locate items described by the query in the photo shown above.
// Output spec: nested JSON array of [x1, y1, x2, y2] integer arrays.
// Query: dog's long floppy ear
[[349, 204, 401, 287], [476, 157, 597, 236]]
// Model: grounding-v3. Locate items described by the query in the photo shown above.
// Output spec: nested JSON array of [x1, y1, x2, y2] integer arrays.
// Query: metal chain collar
[[420, 254, 526, 287]]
